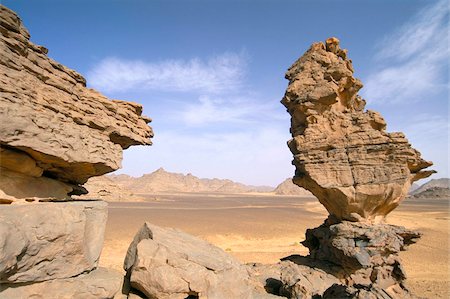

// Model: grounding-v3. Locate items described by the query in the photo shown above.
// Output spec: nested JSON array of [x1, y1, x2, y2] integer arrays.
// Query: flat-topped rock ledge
[[0, 4, 153, 204]]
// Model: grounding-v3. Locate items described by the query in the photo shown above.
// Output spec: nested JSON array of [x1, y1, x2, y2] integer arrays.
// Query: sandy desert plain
[[100, 192, 450, 299]]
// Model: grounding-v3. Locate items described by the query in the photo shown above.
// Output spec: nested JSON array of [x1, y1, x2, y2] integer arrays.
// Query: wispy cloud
[[178, 95, 286, 126], [363, 0, 449, 104], [393, 113, 449, 178], [87, 52, 247, 93]]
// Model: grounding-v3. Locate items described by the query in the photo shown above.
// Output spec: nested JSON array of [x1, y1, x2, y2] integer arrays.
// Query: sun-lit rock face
[[0, 5, 153, 203], [282, 37, 434, 222]]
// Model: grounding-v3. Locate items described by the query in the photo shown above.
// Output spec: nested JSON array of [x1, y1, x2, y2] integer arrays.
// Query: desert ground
[[101, 194, 449, 298]]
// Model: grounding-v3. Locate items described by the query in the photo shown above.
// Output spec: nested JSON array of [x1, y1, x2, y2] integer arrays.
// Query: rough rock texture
[[0, 267, 123, 299], [303, 220, 420, 272], [0, 5, 153, 202], [124, 222, 277, 299], [246, 220, 421, 298], [0, 201, 107, 283], [303, 220, 420, 296], [281, 37, 434, 222], [273, 178, 313, 196], [249, 260, 340, 298]]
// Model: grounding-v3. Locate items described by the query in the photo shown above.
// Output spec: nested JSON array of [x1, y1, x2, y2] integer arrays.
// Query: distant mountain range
[[410, 178, 450, 199], [81, 168, 277, 200], [273, 178, 312, 196], [80, 168, 449, 201]]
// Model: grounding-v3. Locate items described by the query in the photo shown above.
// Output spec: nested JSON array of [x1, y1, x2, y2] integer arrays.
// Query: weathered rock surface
[[322, 283, 416, 299], [301, 220, 420, 298], [0, 201, 107, 283], [281, 37, 434, 222], [303, 220, 420, 272], [249, 260, 340, 298], [0, 166, 73, 204], [273, 178, 313, 196], [124, 222, 277, 299], [0, 5, 153, 203], [0, 267, 123, 299]]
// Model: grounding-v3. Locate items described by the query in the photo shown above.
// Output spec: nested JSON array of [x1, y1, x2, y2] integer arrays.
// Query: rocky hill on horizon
[[273, 178, 313, 196], [411, 178, 449, 194], [84, 167, 274, 196], [410, 178, 450, 199]]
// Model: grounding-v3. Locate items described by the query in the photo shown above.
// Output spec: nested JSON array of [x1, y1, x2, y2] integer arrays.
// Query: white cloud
[[392, 114, 449, 180], [178, 95, 287, 126], [87, 52, 247, 93], [377, 0, 448, 62], [363, 0, 449, 104]]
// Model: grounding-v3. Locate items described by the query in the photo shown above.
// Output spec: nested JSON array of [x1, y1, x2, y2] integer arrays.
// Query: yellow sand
[[100, 195, 449, 298]]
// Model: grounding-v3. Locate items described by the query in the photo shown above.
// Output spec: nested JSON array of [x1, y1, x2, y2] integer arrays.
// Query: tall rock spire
[[282, 37, 434, 222]]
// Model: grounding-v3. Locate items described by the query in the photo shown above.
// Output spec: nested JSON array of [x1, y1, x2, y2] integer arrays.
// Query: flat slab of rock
[[281, 37, 434, 221], [0, 201, 107, 283], [124, 222, 276, 299], [0, 267, 123, 299]]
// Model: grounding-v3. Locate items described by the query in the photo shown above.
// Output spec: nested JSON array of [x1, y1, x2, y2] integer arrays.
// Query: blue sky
[[4, 0, 448, 186]]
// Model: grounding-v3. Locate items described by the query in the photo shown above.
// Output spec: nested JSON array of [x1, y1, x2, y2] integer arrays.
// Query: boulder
[[281, 37, 434, 222], [0, 4, 153, 203], [302, 220, 420, 272], [0, 201, 107, 283], [300, 219, 420, 298], [249, 261, 340, 298], [124, 222, 276, 299], [0, 267, 123, 299]]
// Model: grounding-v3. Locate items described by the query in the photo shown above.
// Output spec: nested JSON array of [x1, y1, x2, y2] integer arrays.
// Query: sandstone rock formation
[[0, 5, 152, 298], [0, 202, 107, 283], [281, 37, 434, 222], [124, 222, 278, 299], [273, 178, 313, 196], [249, 261, 340, 298], [0, 5, 153, 203], [0, 267, 123, 299]]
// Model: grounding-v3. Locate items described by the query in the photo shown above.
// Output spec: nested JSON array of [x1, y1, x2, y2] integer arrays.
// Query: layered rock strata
[[0, 5, 152, 298], [281, 37, 434, 222], [276, 37, 432, 298], [0, 4, 153, 203]]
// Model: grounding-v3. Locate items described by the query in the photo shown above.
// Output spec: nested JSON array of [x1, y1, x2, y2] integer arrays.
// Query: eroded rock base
[[251, 220, 421, 299]]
